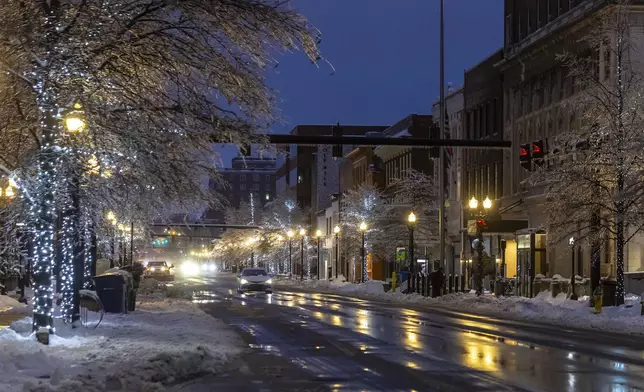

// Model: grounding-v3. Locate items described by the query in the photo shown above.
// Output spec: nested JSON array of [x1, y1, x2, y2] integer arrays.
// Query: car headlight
[[160, 267, 167, 271], [201, 264, 209, 271], [240, 279, 249, 284], [150, 267, 156, 271], [181, 262, 199, 276], [266, 279, 272, 285]]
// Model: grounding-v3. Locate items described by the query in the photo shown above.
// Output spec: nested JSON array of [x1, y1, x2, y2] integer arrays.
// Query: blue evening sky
[[217, 0, 504, 166]]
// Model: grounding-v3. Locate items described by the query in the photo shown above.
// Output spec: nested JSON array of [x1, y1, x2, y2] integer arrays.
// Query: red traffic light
[[520, 145, 528, 157]]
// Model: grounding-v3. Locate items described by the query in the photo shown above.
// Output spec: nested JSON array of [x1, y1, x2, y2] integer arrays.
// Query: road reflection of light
[[228, 289, 233, 295], [357, 311, 370, 331], [286, 301, 295, 307], [314, 311, 324, 320], [312, 294, 322, 300], [614, 361, 625, 371], [406, 361, 419, 369], [332, 315, 342, 326], [360, 345, 367, 351], [567, 352, 574, 360], [267, 294, 272, 304], [463, 342, 499, 372], [313, 300, 323, 307], [331, 304, 341, 310], [241, 301, 246, 306], [401, 309, 420, 317], [405, 330, 422, 351], [568, 373, 576, 391]]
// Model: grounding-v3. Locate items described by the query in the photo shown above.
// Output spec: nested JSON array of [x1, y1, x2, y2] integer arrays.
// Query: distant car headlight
[[240, 279, 249, 285], [181, 261, 199, 276], [266, 279, 272, 285], [201, 264, 209, 271], [208, 264, 217, 271]]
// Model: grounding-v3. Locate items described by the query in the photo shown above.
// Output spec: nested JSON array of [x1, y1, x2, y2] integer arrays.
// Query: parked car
[[238, 267, 272, 294], [144, 261, 174, 281]]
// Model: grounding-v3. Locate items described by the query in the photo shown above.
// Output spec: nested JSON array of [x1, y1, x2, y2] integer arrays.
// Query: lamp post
[[359, 222, 367, 283], [299, 228, 306, 280], [469, 196, 492, 296], [315, 229, 322, 280], [334, 225, 340, 279], [287, 229, 294, 278], [407, 212, 417, 293], [569, 237, 578, 300]]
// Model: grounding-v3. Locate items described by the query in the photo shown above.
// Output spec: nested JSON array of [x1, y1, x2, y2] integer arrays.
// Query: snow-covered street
[[275, 276, 644, 335], [0, 282, 243, 392]]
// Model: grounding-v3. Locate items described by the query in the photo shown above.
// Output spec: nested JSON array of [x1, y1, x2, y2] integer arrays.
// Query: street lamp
[[569, 237, 578, 300], [299, 228, 306, 280], [287, 229, 294, 278], [407, 212, 417, 293], [64, 103, 86, 133], [469, 196, 492, 296], [359, 222, 367, 283], [334, 225, 340, 279], [315, 229, 322, 280]]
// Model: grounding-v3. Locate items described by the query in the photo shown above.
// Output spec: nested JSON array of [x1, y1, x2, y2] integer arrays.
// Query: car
[[144, 261, 175, 281], [238, 267, 272, 294]]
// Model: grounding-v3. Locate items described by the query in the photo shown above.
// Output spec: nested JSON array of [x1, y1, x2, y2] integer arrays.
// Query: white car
[[238, 268, 272, 294]]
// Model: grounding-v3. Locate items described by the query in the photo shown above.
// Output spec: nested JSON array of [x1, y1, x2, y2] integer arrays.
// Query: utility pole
[[439, 0, 447, 277]]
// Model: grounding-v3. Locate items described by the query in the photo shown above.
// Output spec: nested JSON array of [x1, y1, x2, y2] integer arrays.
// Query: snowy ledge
[[275, 277, 644, 335], [0, 285, 243, 392]]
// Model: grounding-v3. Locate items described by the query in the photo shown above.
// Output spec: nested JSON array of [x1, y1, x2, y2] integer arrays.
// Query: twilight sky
[[217, 0, 504, 166]]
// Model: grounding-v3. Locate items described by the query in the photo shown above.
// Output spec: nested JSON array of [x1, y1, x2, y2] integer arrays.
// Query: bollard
[[420, 275, 425, 296], [392, 272, 397, 293]]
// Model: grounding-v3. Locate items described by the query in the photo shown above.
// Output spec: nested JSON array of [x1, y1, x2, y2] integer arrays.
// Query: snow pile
[[1, 296, 243, 391], [276, 276, 386, 295], [276, 277, 644, 334], [0, 294, 30, 314]]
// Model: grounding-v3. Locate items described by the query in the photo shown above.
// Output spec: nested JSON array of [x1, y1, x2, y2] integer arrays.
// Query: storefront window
[[626, 231, 644, 273], [535, 233, 547, 249], [517, 234, 530, 249]]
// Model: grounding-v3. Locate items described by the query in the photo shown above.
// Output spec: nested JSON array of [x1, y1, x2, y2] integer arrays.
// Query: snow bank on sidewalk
[[0, 294, 30, 314], [1, 296, 243, 392], [276, 277, 644, 334]]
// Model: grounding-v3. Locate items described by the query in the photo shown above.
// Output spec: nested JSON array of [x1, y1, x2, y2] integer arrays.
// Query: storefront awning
[[481, 219, 529, 235]]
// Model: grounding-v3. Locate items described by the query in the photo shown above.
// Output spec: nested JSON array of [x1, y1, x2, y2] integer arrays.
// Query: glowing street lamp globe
[[468, 196, 479, 210], [359, 221, 367, 232], [299, 228, 306, 236], [483, 196, 492, 210], [315, 229, 322, 238], [407, 212, 417, 224], [287, 230, 294, 238], [333, 225, 340, 234]]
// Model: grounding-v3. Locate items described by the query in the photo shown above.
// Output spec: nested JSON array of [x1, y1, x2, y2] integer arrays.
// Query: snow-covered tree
[[529, 1, 643, 305], [0, 0, 322, 336]]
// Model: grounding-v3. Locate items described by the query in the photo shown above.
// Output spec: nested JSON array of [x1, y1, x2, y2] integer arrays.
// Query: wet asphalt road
[[170, 273, 644, 392]]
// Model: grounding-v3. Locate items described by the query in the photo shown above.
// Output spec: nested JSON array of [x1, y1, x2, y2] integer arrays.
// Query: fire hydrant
[[593, 286, 603, 314]]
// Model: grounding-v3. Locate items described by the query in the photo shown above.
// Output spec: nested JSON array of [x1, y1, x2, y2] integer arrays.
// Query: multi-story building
[[497, 0, 644, 294], [205, 157, 276, 222], [432, 86, 465, 280], [275, 124, 388, 222]]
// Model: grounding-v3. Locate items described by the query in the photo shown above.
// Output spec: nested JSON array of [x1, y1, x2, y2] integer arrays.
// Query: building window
[[298, 175, 303, 184], [265, 183, 270, 191], [253, 174, 259, 181], [240, 174, 246, 181], [253, 184, 260, 191], [240, 184, 246, 190], [265, 175, 271, 181]]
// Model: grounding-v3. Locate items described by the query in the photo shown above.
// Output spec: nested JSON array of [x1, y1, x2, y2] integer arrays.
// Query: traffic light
[[332, 123, 342, 158], [519, 143, 532, 171], [532, 140, 545, 167]]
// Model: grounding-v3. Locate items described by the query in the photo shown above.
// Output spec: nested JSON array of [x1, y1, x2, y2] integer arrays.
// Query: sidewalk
[[275, 277, 644, 336], [0, 279, 244, 392]]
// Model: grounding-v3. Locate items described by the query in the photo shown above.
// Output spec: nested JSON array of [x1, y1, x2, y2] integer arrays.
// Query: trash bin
[[93, 273, 128, 313], [121, 263, 144, 311], [602, 279, 617, 307]]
